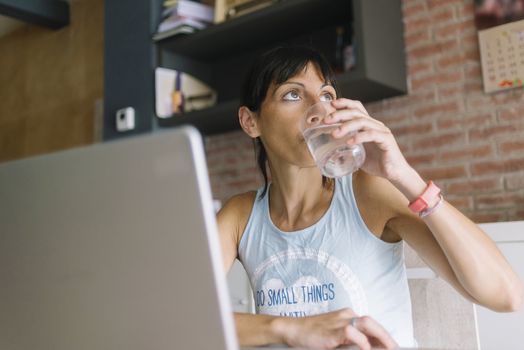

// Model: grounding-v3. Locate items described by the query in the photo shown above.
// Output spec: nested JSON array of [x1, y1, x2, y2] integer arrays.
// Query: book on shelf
[[157, 16, 207, 33], [153, 24, 196, 41], [222, 0, 277, 21], [156, 0, 214, 36], [162, 0, 214, 23]]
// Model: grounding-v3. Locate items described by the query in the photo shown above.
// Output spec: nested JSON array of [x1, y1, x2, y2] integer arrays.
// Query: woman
[[217, 46, 522, 349]]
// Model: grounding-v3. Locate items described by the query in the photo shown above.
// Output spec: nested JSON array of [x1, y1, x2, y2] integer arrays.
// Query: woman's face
[[256, 63, 337, 168]]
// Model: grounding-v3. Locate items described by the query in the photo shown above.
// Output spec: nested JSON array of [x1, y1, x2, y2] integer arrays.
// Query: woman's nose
[[305, 101, 332, 128], [306, 113, 321, 126]]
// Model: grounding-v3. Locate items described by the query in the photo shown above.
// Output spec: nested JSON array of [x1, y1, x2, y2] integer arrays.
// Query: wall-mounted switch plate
[[116, 107, 135, 132]]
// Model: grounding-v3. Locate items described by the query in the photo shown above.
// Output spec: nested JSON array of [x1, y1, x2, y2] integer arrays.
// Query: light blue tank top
[[238, 175, 416, 347]]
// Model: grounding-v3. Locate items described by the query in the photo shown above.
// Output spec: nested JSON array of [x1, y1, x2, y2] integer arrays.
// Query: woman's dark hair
[[240, 45, 338, 198]]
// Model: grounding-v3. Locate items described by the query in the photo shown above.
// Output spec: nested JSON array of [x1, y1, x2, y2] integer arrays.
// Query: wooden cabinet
[[104, 0, 406, 140]]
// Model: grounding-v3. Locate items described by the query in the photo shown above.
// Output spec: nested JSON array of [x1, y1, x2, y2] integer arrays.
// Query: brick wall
[[205, 0, 524, 223]]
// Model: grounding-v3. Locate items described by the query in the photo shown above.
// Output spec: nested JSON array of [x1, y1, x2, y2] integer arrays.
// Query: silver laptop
[[0, 127, 238, 350]]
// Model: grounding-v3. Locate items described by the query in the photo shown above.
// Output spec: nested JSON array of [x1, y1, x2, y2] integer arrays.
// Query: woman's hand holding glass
[[301, 101, 366, 178], [324, 98, 412, 183]]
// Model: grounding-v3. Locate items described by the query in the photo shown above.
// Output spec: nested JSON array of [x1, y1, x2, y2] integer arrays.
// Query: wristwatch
[[408, 181, 441, 214]]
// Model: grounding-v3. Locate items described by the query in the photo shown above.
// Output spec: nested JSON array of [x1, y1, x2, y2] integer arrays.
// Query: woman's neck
[[268, 164, 333, 231]]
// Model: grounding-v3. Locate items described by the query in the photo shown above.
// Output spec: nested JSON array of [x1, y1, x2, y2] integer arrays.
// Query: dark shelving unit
[[104, 0, 406, 139], [155, 0, 351, 60]]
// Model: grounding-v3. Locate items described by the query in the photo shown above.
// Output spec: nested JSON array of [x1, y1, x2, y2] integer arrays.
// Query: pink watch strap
[[408, 181, 441, 214]]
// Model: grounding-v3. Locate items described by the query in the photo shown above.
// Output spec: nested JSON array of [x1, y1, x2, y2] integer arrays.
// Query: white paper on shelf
[[155, 68, 176, 118], [155, 67, 217, 118]]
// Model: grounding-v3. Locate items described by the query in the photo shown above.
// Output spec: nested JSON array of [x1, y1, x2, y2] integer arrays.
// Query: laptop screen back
[[0, 127, 237, 350]]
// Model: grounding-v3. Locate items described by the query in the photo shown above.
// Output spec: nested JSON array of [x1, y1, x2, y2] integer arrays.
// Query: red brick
[[447, 178, 501, 194], [465, 80, 483, 92], [476, 193, 524, 210], [465, 69, 482, 85], [408, 39, 459, 60], [411, 71, 463, 91], [408, 61, 433, 76], [468, 211, 507, 223], [428, 0, 463, 9], [406, 153, 437, 167], [445, 195, 473, 210], [438, 50, 479, 72], [437, 114, 494, 130], [437, 84, 466, 100], [471, 158, 524, 176], [413, 101, 461, 118], [434, 19, 476, 40], [492, 92, 524, 105], [500, 140, 524, 154], [413, 131, 465, 150], [405, 30, 431, 49], [419, 165, 467, 180], [498, 105, 524, 122], [377, 113, 410, 126], [458, 2, 475, 20], [437, 53, 467, 70], [441, 144, 493, 161], [382, 95, 412, 110], [465, 95, 494, 110], [508, 210, 524, 221], [430, 7, 455, 23], [505, 173, 524, 190], [404, 16, 431, 34], [398, 141, 410, 154], [403, 2, 427, 18], [391, 123, 433, 136], [468, 125, 518, 143], [406, 91, 438, 106]]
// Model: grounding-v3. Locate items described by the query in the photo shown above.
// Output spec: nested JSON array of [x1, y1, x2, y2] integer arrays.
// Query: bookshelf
[[104, 0, 406, 139]]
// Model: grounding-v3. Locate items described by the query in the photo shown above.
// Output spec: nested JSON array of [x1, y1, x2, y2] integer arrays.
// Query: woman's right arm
[[216, 193, 283, 345], [216, 194, 396, 350]]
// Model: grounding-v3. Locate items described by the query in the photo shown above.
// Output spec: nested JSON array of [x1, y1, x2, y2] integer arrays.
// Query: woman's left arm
[[327, 98, 523, 312], [388, 167, 522, 312]]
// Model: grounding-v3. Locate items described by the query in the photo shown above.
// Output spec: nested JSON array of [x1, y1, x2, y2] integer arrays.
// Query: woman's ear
[[239, 106, 261, 138]]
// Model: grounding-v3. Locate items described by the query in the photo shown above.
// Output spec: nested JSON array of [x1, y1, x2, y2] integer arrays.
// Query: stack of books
[[154, 0, 214, 41], [225, 0, 277, 20]]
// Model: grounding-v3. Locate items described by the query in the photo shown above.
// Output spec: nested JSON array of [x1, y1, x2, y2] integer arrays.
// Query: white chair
[[406, 220, 524, 350], [405, 244, 479, 349]]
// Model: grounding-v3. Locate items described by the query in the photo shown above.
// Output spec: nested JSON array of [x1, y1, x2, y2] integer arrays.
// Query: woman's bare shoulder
[[353, 170, 407, 209], [217, 191, 258, 245]]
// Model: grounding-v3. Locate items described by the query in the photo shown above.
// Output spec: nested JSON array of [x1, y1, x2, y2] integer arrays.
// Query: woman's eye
[[320, 92, 335, 102], [283, 91, 300, 101]]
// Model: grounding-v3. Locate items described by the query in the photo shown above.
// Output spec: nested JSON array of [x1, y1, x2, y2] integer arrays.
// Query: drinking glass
[[301, 102, 366, 178]]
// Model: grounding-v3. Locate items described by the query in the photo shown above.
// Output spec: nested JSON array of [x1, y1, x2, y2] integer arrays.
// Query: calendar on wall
[[478, 19, 524, 93]]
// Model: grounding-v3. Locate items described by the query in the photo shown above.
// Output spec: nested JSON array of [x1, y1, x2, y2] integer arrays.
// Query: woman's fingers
[[331, 98, 368, 116], [332, 116, 389, 139], [346, 129, 393, 150], [288, 309, 397, 350], [352, 316, 398, 349], [341, 325, 371, 350], [325, 109, 367, 124]]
